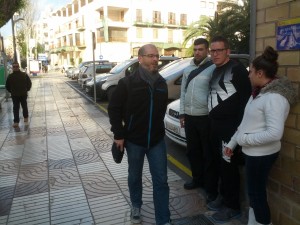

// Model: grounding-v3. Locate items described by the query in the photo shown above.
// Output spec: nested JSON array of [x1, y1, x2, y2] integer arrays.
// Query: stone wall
[[256, 0, 300, 224]]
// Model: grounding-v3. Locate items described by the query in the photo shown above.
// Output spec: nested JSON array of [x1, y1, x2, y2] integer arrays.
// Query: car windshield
[[160, 58, 192, 79], [109, 59, 134, 74]]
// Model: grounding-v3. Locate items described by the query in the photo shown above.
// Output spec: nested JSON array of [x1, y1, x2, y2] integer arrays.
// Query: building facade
[[37, 0, 223, 67], [255, 1, 300, 225]]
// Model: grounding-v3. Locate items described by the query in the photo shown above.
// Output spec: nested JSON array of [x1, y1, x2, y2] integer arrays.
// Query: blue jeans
[[126, 139, 170, 225], [245, 152, 279, 224]]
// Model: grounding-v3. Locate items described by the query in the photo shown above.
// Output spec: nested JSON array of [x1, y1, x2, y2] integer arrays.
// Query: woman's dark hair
[[252, 46, 279, 78]]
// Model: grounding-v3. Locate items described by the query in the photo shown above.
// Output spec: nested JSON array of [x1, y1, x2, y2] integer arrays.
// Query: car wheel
[[107, 86, 116, 101]]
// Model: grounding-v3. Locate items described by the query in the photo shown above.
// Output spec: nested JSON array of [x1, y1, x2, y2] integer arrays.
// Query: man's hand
[[114, 139, 125, 152], [223, 147, 233, 157]]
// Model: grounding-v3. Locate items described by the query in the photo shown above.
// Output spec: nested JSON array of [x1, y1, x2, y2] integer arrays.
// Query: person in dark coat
[[6, 61, 32, 128]]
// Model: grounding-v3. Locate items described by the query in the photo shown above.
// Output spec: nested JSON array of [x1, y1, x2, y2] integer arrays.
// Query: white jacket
[[227, 76, 296, 156], [179, 57, 215, 116]]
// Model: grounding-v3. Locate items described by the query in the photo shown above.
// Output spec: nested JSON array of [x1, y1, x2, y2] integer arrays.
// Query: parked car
[[65, 66, 76, 77], [164, 54, 250, 147], [99, 56, 179, 100], [161, 54, 250, 100], [78, 62, 116, 87]]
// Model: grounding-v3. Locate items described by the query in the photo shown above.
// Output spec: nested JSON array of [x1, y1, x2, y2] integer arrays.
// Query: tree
[[0, 0, 27, 27], [183, 0, 250, 54]]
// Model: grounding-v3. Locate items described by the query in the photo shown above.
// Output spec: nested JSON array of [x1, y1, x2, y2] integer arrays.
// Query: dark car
[[78, 62, 116, 88]]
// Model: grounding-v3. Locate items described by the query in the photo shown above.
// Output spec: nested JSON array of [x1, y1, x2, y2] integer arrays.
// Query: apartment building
[[36, 0, 226, 67]]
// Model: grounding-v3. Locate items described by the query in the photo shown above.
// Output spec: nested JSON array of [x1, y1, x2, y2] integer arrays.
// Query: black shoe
[[184, 180, 203, 190]]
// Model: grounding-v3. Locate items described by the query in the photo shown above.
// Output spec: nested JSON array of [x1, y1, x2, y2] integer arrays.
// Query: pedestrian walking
[[5, 61, 32, 128], [108, 44, 172, 225], [224, 46, 296, 225], [206, 36, 252, 223], [179, 38, 215, 195]]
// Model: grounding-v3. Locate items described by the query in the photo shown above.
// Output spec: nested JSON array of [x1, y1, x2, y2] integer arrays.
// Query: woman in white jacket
[[224, 46, 296, 225]]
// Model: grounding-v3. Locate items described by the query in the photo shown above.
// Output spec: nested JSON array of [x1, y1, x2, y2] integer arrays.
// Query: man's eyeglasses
[[142, 54, 160, 59], [210, 48, 227, 54]]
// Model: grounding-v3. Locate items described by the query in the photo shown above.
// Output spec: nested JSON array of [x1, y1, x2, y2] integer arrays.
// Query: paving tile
[[50, 186, 93, 224], [0, 186, 15, 200], [7, 192, 50, 225], [0, 159, 20, 176], [73, 148, 101, 165], [0, 215, 8, 224], [66, 128, 87, 139], [18, 162, 48, 184], [88, 193, 130, 225], [0, 175, 17, 188], [46, 126, 65, 136], [48, 158, 76, 170], [77, 161, 106, 174], [14, 180, 49, 198], [69, 137, 94, 151], [47, 136, 73, 160], [49, 167, 81, 190], [0, 145, 24, 160]]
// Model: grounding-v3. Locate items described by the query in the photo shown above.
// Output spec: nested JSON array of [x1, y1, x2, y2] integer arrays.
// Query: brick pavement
[[0, 73, 246, 225]]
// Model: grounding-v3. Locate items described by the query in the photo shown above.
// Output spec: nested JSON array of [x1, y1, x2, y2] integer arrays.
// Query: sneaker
[[211, 207, 241, 223], [24, 118, 29, 123], [12, 123, 19, 128], [207, 195, 223, 211], [130, 207, 141, 224]]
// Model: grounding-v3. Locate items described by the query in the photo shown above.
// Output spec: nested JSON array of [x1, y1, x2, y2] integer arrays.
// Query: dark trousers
[[206, 118, 243, 210], [246, 152, 278, 224], [184, 115, 210, 185], [12, 95, 28, 123]]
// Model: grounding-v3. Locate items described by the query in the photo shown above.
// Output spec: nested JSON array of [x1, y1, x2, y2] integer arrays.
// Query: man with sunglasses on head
[[108, 44, 171, 225], [206, 36, 251, 223], [6, 61, 32, 128], [179, 38, 215, 196]]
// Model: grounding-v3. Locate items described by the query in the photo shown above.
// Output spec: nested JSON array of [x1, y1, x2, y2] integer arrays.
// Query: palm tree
[[183, 0, 250, 54]]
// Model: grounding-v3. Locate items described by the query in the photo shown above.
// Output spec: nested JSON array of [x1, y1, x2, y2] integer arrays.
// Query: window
[[180, 14, 187, 26], [96, 28, 105, 42], [168, 29, 173, 43], [153, 28, 158, 39], [153, 11, 161, 23], [168, 12, 176, 25], [136, 28, 143, 39], [136, 9, 142, 22]]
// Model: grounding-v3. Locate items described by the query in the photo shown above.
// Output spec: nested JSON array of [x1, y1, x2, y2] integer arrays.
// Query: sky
[[0, 0, 71, 38]]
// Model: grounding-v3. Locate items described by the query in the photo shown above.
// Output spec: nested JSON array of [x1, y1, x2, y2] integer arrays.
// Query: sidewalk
[[0, 73, 246, 225]]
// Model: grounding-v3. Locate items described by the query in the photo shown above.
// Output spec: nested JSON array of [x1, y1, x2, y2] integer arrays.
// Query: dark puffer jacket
[[108, 70, 168, 148], [6, 71, 32, 96]]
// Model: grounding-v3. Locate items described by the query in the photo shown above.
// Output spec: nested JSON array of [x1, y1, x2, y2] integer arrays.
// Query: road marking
[[167, 154, 192, 177]]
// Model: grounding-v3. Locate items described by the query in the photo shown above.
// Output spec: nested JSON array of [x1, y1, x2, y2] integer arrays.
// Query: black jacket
[[108, 69, 168, 148], [6, 71, 32, 96]]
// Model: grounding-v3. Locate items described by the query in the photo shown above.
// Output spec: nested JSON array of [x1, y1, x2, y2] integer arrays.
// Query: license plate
[[165, 121, 179, 134]]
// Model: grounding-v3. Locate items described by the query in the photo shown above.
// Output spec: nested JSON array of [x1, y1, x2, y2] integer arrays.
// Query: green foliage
[[183, 0, 250, 54], [0, 0, 27, 27]]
